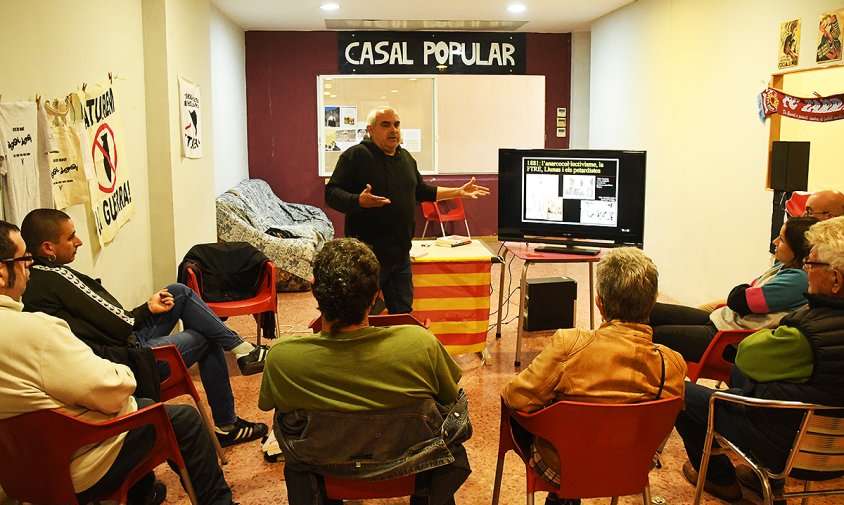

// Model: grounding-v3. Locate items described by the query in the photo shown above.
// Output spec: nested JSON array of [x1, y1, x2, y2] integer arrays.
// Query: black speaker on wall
[[770, 141, 809, 191]]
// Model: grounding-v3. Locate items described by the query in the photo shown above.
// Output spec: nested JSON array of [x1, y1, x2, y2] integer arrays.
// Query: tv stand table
[[497, 242, 604, 367]]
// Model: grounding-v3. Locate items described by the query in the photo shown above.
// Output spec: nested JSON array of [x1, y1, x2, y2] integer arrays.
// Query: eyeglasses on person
[[0, 255, 34, 264], [804, 207, 832, 217], [803, 260, 831, 270]]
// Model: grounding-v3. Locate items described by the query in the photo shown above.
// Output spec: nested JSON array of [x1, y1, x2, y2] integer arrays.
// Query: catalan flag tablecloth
[[410, 240, 496, 355]]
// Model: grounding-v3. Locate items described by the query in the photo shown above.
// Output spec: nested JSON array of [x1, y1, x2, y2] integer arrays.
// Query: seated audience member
[[502, 247, 687, 505], [803, 189, 844, 220], [19, 209, 268, 448], [258, 238, 471, 505], [676, 216, 844, 503], [0, 221, 235, 505], [650, 215, 817, 362]]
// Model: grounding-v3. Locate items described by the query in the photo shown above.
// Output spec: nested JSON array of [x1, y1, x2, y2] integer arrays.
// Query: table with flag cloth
[[409, 239, 500, 362]]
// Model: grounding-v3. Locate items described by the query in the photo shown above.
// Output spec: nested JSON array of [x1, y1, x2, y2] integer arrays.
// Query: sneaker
[[682, 460, 742, 503], [237, 345, 269, 376], [128, 480, 167, 505], [735, 464, 786, 505], [215, 417, 269, 448]]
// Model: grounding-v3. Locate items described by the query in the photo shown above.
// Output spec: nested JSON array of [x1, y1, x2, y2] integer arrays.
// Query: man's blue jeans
[[675, 367, 750, 485], [134, 283, 244, 426], [379, 257, 414, 314]]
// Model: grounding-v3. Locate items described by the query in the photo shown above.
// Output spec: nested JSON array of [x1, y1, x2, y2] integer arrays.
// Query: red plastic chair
[[785, 191, 812, 217], [153, 344, 227, 464], [685, 329, 755, 384], [184, 260, 280, 346], [492, 395, 683, 505], [308, 312, 431, 333], [421, 198, 471, 238], [324, 474, 417, 500], [0, 403, 198, 505]]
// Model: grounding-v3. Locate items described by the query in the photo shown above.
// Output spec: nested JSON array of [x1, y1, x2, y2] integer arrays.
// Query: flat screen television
[[498, 148, 646, 253]]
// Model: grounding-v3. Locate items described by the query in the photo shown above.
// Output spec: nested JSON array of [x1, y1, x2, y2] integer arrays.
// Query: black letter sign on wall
[[339, 32, 526, 75]]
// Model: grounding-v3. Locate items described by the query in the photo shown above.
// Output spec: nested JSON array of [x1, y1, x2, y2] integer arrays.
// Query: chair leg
[[526, 492, 534, 505], [642, 482, 651, 504], [195, 400, 227, 465], [422, 221, 429, 238], [801, 480, 812, 505], [464, 219, 471, 239], [611, 496, 619, 505], [179, 466, 200, 505], [440, 222, 446, 237], [274, 311, 281, 339], [255, 314, 263, 347], [491, 455, 505, 505]]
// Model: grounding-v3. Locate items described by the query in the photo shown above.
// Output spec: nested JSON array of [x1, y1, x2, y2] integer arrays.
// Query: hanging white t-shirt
[[0, 101, 56, 223]]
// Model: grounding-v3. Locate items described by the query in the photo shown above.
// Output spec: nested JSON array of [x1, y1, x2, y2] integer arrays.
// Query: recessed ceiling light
[[391, 89, 399, 93], [507, 4, 526, 13], [408, 77, 417, 81], [379, 95, 386, 99], [320, 3, 339, 11]]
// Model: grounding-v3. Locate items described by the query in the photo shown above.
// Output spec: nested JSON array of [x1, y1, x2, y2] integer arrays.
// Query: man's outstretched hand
[[458, 177, 490, 199], [359, 184, 391, 208]]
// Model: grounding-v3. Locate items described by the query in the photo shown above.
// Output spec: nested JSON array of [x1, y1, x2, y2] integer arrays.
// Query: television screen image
[[498, 149, 646, 251]]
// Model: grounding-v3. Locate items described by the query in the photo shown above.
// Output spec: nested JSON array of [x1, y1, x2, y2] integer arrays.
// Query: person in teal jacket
[[650, 216, 817, 361]]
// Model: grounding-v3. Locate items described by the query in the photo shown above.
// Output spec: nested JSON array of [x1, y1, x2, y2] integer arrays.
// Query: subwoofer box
[[524, 277, 577, 331]]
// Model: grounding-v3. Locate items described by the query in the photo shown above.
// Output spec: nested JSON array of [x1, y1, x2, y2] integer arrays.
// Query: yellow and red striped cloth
[[410, 240, 494, 355]]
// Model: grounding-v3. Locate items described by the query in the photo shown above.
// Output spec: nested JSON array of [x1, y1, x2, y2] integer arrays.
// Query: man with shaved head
[[803, 190, 844, 221]]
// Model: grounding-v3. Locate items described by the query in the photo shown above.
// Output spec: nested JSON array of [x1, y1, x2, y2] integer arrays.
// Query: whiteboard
[[318, 74, 545, 176]]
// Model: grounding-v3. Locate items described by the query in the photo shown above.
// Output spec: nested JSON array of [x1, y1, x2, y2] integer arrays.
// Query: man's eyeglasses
[[803, 260, 831, 270], [804, 208, 832, 217], [0, 255, 34, 264]]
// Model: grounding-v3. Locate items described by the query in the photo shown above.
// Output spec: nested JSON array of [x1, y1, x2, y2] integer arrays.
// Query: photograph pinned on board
[[816, 10, 843, 63], [324, 106, 340, 127], [778, 19, 800, 69]]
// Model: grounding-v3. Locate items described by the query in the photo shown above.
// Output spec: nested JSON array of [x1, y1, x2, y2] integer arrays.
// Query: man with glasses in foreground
[[676, 216, 844, 503], [803, 190, 844, 220], [0, 221, 236, 505]]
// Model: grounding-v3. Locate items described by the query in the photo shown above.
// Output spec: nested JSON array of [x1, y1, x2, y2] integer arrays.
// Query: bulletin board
[[317, 74, 545, 176], [768, 64, 844, 190]]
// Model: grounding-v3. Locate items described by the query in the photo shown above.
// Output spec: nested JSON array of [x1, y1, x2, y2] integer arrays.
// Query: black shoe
[[215, 417, 269, 448], [682, 460, 742, 503], [237, 345, 269, 376], [128, 480, 166, 505], [735, 464, 786, 505]]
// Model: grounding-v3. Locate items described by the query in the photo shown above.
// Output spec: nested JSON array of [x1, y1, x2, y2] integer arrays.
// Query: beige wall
[[211, 4, 250, 196], [569, 31, 591, 149], [0, 0, 154, 305], [0, 0, 233, 306], [590, 0, 843, 304]]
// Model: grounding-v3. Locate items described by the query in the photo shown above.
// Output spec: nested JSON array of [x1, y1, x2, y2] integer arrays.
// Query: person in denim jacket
[[259, 237, 471, 505]]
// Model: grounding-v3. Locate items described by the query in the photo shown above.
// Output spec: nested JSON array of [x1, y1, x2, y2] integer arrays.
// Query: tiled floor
[[158, 239, 844, 504]]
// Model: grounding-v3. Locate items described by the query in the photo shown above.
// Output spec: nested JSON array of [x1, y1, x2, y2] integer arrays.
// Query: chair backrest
[[153, 344, 201, 404], [503, 395, 683, 499], [786, 191, 812, 217], [790, 410, 844, 477], [308, 312, 430, 333], [422, 198, 466, 221], [0, 403, 193, 505], [323, 474, 417, 500], [686, 329, 755, 383], [185, 260, 277, 317]]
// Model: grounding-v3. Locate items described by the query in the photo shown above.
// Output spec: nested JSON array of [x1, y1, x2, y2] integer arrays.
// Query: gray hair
[[366, 106, 397, 127], [596, 247, 659, 323], [805, 216, 844, 271]]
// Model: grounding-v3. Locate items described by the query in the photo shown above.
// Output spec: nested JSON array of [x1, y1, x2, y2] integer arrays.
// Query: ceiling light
[[507, 4, 526, 13], [408, 77, 417, 81], [320, 3, 340, 11], [379, 96, 386, 99], [391, 89, 399, 93]]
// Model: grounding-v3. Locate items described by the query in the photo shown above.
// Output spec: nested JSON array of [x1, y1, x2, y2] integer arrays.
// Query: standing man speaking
[[326, 106, 488, 314]]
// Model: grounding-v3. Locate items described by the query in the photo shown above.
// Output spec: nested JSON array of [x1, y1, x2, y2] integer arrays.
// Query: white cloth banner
[[178, 77, 202, 158], [72, 84, 135, 246]]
